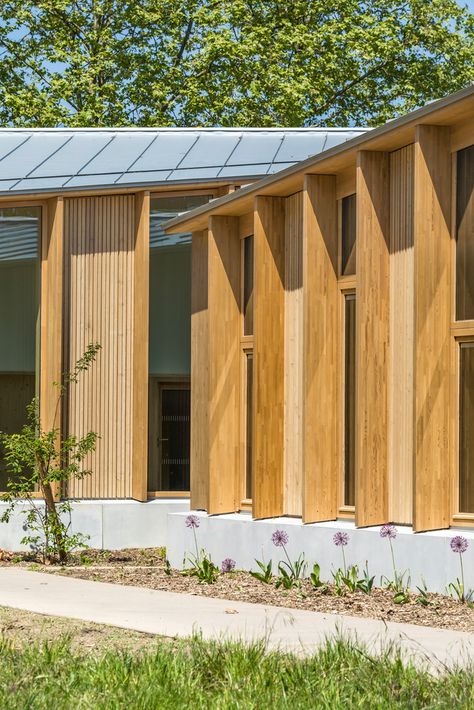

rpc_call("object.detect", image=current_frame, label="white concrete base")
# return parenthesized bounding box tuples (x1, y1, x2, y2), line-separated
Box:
(166, 511, 474, 596)
(0, 498, 190, 551)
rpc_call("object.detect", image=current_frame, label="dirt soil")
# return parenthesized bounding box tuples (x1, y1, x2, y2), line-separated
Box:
(0, 606, 167, 654)
(2, 547, 474, 634)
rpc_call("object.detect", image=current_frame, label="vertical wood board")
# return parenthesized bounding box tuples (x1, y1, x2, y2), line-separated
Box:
(413, 125, 452, 531)
(356, 151, 390, 527)
(302, 175, 340, 522)
(253, 196, 285, 519)
(284, 191, 303, 516)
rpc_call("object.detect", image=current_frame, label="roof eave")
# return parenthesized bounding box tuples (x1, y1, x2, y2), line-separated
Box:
(164, 84, 474, 234)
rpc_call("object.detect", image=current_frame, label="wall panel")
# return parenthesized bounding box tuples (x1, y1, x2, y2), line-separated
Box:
(413, 125, 451, 531)
(190, 230, 209, 510)
(356, 151, 390, 527)
(64, 196, 135, 499)
(208, 216, 241, 514)
(389, 145, 414, 524)
(253, 196, 285, 519)
(284, 191, 303, 516)
(302, 175, 339, 522)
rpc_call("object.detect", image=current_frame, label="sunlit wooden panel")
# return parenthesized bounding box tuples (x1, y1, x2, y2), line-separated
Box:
(190, 230, 209, 510)
(355, 150, 390, 527)
(413, 125, 451, 531)
(302, 175, 339, 523)
(253, 196, 285, 519)
(63, 195, 135, 499)
(388, 145, 414, 525)
(284, 191, 303, 517)
(207, 215, 241, 514)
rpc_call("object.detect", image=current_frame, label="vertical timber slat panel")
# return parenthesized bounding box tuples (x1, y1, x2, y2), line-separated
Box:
(64, 195, 135, 499)
(41, 197, 64, 497)
(413, 125, 451, 531)
(389, 145, 414, 524)
(208, 216, 240, 514)
(303, 175, 339, 522)
(190, 230, 209, 509)
(284, 191, 303, 516)
(356, 151, 390, 527)
(132, 192, 150, 501)
(253, 196, 285, 519)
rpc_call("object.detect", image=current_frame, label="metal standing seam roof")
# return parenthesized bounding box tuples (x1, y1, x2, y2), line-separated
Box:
(0, 127, 368, 195)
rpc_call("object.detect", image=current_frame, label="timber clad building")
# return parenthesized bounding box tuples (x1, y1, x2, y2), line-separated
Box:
(0, 87, 474, 582)
(164, 86, 474, 537)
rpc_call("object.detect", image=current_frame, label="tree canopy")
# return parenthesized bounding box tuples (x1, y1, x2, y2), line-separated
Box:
(0, 0, 472, 127)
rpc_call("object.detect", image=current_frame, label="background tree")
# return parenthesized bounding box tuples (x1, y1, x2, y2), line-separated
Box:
(0, 1, 472, 127)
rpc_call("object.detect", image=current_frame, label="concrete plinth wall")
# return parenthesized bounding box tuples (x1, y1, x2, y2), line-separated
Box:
(166, 511, 474, 596)
(0, 499, 190, 551)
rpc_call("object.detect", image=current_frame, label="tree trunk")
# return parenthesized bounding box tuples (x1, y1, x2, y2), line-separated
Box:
(36, 456, 67, 563)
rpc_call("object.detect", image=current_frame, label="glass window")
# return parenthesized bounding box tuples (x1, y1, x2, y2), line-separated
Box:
(341, 194, 356, 276)
(243, 235, 254, 335)
(245, 353, 253, 499)
(150, 194, 211, 249)
(456, 145, 474, 321)
(459, 342, 474, 513)
(0, 207, 41, 489)
(344, 294, 356, 506)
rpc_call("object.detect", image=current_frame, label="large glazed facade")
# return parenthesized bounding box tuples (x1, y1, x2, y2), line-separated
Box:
(165, 86, 474, 539)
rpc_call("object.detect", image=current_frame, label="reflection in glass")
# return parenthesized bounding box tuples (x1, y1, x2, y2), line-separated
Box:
(0, 207, 41, 489)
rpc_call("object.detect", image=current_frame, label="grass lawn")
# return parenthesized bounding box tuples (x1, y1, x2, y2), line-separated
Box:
(0, 610, 473, 709)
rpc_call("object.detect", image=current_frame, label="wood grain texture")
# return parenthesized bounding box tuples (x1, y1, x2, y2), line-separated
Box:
(389, 145, 414, 525)
(302, 175, 339, 522)
(207, 216, 241, 514)
(131, 191, 150, 501)
(356, 151, 390, 527)
(284, 191, 303, 517)
(253, 196, 285, 519)
(190, 230, 209, 510)
(413, 125, 452, 531)
(63, 195, 135, 499)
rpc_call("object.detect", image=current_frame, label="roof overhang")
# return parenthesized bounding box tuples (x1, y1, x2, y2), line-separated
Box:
(164, 84, 474, 234)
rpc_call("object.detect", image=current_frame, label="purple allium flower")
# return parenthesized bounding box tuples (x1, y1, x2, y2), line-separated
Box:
(333, 531, 349, 547)
(272, 530, 289, 547)
(450, 536, 469, 554)
(221, 558, 236, 573)
(380, 524, 397, 539)
(185, 514, 200, 529)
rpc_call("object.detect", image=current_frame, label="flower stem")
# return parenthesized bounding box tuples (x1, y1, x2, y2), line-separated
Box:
(283, 543, 293, 573)
(193, 527, 199, 562)
(460, 552, 465, 602)
(389, 538, 397, 585)
(342, 546, 347, 575)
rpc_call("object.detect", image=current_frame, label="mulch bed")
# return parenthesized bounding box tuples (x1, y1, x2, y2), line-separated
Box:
(2, 547, 474, 634)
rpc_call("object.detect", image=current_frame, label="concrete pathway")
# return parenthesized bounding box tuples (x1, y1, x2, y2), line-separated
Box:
(0, 568, 473, 670)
